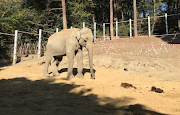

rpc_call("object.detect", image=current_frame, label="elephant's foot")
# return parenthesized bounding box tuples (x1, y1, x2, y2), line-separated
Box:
(53, 72, 59, 76)
(67, 74, 75, 79)
(91, 75, 95, 79)
(77, 73, 84, 78)
(91, 77, 95, 79)
(44, 73, 50, 77)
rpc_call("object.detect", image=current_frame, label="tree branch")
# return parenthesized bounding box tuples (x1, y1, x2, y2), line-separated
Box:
(1, 8, 10, 18)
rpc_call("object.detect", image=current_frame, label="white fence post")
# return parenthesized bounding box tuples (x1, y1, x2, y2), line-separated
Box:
(71, 26, 73, 29)
(83, 22, 85, 28)
(38, 29, 42, 58)
(13, 30, 18, 65)
(148, 16, 151, 36)
(94, 22, 96, 41)
(56, 28, 59, 33)
(129, 19, 132, 38)
(165, 13, 168, 34)
(103, 23, 105, 41)
(116, 21, 118, 38)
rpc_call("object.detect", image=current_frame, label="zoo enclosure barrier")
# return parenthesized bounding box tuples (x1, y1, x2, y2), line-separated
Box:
(0, 22, 98, 64)
(0, 29, 55, 64)
(103, 13, 180, 40)
(2, 16, 179, 64)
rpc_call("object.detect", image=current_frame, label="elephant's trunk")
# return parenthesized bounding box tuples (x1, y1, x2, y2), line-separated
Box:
(87, 41, 95, 79)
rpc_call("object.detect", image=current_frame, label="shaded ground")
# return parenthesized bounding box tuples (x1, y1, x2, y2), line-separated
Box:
(159, 34, 180, 44)
(0, 59, 12, 68)
(0, 36, 180, 115)
(0, 77, 167, 115)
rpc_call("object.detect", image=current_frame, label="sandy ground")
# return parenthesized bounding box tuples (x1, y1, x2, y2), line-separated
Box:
(0, 36, 180, 115)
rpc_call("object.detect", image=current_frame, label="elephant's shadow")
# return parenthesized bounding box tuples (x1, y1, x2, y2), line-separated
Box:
(56, 68, 96, 76)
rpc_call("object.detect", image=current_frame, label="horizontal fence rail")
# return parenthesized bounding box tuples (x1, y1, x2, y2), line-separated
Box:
(0, 32, 15, 36)
(18, 31, 39, 36)
(103, 13, 180, 39)
(0, 13, 180, 64)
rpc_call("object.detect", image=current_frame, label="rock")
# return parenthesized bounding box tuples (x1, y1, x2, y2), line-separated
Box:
(151, 86, 163, 93)
(121, 83, 136, 89)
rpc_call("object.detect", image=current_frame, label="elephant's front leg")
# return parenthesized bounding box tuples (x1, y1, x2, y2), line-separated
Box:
(76, 48, 83, 78)
(66, 50, 75, 78)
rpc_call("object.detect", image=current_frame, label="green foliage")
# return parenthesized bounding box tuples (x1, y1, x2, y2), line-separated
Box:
(0, 0, 180, 57)
(66, 0, 95, 28)
(96, 29, 103, 36)
(118, 24, 130, 36)
(137, 0, 163, 17)
(1, 8, 40, 33)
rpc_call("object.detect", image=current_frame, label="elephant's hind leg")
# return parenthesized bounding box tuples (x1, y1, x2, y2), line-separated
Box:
(53, 56, 63, 76)
(44, 55, 52, 77)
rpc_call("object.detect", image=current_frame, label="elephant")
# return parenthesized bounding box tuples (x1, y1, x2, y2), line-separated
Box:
(43, 27, 95, 79)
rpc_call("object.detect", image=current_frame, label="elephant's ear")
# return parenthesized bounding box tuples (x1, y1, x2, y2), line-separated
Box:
(80, 29, 85, 38)
(80, 28, 88, 41)
(80, 28, 85, 34)
(76, 30, 81, 41)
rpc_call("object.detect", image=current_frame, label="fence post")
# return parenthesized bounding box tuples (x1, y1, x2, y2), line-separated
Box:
(56, 28, 59, 33)
(13, 30, 18, 65)
(94, 22, 96, 42)
(116, 21, 118, 38)
(71, 26, 73, 29)
(148, 16, 151, 36)
(129, 19, 132, 38)
(83, 22, 85, 28)
(38, 29, 42, 58)
(103, 23, 105, 41)
(165, 13, 168, 34)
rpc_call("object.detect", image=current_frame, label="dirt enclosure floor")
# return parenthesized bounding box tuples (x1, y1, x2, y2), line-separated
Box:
(0, 36, 180, 115)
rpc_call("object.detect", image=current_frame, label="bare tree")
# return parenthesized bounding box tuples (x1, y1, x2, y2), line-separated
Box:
(62, 0, 67, 29)
(133, 0, 138, 37)
(110, 0, 114, 40)
(151, 0, 156, 34)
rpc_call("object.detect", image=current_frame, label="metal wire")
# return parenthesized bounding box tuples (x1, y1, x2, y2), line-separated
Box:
(41, 30, 55, 34)
(18, 31, 39, 36)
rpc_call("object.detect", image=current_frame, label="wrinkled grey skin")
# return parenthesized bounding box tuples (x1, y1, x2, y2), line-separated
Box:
(44, 28, 95, 79)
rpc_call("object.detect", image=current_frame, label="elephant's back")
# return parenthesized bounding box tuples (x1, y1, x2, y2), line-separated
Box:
(48, 28, 80, 42)
(58, 28, 80, 37)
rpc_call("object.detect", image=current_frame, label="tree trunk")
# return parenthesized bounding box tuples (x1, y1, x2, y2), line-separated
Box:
(151, 0, 156, 35)
(142, 0, 146, 18)
(93, 15, 95, 24)
(179, 21, 180, 33)
(110, 0, 114, 40)
(114, 0, 118, 21)
(133, 0, 138, 37)
(177, 0, 180, 32)
(62, 0, 67, 29)
(121, 9, 124, 21)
